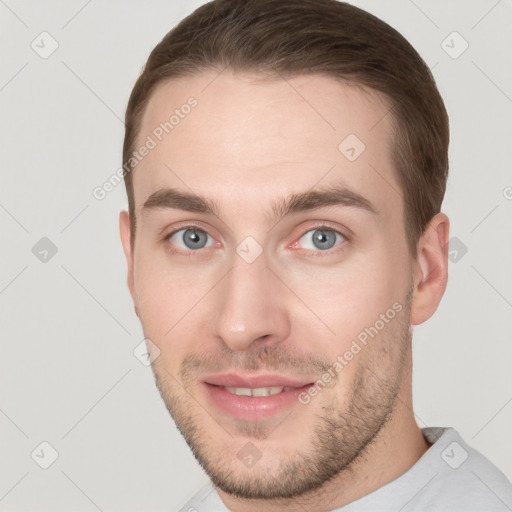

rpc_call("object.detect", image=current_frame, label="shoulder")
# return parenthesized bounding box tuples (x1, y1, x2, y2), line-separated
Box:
(407, 427, 512, 511)
(337, 426, 512, 512)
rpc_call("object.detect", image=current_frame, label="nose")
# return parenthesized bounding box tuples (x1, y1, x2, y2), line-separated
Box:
(210, 252, 290, 352)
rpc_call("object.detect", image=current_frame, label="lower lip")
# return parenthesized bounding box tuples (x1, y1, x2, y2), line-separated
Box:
(201, 382, 313, 421)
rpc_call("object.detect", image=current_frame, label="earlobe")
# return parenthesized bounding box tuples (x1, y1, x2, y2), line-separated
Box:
(410, 212, 450, 326)
(119, 210, 136, 306)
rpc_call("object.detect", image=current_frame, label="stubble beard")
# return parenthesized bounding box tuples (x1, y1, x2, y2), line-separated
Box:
(150, 293, 411, 500)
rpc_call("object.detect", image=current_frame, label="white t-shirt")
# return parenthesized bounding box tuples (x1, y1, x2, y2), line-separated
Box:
(179, 427, 512, 511)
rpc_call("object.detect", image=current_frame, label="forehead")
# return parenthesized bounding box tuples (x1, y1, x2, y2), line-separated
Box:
(133, 70, 400, 220)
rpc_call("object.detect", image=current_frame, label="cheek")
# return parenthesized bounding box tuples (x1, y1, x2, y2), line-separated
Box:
(286, 251, 404, 319)
(132, 253, 180, 339)
(132, 252, 215, 360)
(280, 248, 409, 362)
(134, 245, 195, 309)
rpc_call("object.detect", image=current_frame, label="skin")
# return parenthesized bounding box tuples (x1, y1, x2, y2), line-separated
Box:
(119, 70, 449, 511)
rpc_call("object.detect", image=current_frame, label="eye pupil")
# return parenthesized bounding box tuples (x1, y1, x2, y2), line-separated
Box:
(312, 229, 337, 250)
(183, 229, 208, 249)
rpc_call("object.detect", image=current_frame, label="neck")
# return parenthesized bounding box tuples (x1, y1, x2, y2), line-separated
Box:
(217, 346, 430, 512)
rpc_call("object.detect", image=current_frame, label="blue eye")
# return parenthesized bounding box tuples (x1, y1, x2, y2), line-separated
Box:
(298, 228, 344, 251)
(169, 228, 213, 250)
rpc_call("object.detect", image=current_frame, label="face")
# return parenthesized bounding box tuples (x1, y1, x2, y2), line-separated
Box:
(121, 70, 418, 499)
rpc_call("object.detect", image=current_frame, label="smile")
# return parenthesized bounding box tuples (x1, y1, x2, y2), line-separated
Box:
(201, 376, 315, 421)
(223, 386, 295, 396)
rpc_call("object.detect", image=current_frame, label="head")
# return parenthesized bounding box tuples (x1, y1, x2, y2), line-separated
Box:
(119, 0, 449, 504)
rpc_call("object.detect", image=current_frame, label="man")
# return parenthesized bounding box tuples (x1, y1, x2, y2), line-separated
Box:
(119, 0, 512, 510)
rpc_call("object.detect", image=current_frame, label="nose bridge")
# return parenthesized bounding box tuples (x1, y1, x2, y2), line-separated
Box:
(212, 251, 289, 351)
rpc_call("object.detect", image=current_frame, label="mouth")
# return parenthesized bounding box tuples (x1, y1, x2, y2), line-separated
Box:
(200, 373, 315, 421)
(222, 385, 297, 396)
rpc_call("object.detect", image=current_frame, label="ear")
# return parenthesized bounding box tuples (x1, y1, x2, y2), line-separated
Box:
(410, 212, 450, 326)
(119, 210, 138, 317)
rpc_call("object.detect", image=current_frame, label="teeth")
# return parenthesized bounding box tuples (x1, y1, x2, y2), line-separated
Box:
(224, 386, 285, 396)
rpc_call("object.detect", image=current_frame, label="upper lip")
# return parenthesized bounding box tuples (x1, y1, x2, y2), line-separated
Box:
(202, 373, 314, 388)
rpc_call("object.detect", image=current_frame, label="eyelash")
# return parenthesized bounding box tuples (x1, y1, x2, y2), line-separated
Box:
(163, 223, 350, 257)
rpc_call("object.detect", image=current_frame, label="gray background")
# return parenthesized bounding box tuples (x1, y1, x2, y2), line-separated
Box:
(0, 0, 511, 510)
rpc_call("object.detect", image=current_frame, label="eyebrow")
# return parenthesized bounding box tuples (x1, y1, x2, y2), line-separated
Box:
(141, 185, 378, 223)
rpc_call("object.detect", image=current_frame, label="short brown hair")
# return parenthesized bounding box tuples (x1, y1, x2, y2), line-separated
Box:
(123, 0, 449, 257)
